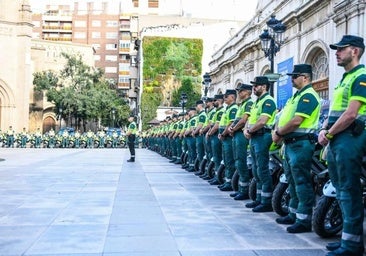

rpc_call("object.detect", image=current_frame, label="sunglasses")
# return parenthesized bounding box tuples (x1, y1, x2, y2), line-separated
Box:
(291, 74, 305, 79)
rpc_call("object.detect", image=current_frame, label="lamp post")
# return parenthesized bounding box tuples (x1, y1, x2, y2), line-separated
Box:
(59, 107, 63, 131)
(111, 108, 116, 127)
(180, 93, 188, 113)
(202, 72, 211, 98)
(259, 15, 286, 96)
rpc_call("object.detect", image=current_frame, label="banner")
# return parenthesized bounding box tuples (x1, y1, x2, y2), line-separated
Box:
(277, 57, 293, 109)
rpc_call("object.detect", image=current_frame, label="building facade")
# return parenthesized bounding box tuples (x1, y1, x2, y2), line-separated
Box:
(208, 0, 366, 107)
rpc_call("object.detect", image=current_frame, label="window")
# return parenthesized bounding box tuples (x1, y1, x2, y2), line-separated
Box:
(74, 32, 86, 39)
(105, 67, 117, 73)
(105, 55, 117, 62)
(94, 55, 101, 61)
(119, 42, 130, 49)
(92, 20, 101, 27)
(106, 44, 118, 50)
(106, 20, 118, 27)
(106, 32, 118, 39)
(119, 77, 130, 83)
(74, 20, 86, 27)
(92, 32, 101, 39)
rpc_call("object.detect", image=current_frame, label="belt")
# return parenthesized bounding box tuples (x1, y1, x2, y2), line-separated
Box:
(283, 134, 312, 145)
(252, 127, 272, 136)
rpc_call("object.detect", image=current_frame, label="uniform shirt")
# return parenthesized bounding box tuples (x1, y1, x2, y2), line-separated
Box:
(128, 121, 137, 135)
(328, 64, 366, 125)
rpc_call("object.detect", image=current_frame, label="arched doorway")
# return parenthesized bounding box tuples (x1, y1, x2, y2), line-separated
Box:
(303, 41, 329, 100)
(43, 116, 56, 133)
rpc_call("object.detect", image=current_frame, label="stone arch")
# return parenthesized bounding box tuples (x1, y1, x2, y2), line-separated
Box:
(42, 108, 57, 133)
(0, 79, 16, 129)
(302, 40, 330, 99)
(234, 79, 243, 89)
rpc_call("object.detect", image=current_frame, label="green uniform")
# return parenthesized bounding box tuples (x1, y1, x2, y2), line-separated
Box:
(247, 93, 276, 205)
(233, 98, 253, 194)
(220, 103, 238, 185)
(127, 121, 137, 160)
(326, 65, 366, 253)
(196, 110, 207, 164)
(212, 106, 225, 173)
(278, 84, 320, 227)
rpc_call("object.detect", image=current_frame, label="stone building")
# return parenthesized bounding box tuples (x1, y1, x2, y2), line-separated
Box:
(208, 0, 365, 108)
(0, 0, 94, 132)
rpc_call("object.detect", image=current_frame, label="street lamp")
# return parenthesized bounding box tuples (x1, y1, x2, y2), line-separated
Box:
(180, 93, 188, 113)
(202, 72, 212, 97)
(259, 15, 286, 96)
(111, 108, 116, 127)
(59, 107, 63, 130)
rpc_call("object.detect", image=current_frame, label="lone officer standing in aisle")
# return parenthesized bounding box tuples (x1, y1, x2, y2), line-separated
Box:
(126, 114, 137, 162)
(228, 84, 253, 200)
(208, 94, 225, 185)
(218, 89, 238, 191)
(318, 35, 366, 256)
(244, 76, 277, 212)
(272, 64, 320, 233)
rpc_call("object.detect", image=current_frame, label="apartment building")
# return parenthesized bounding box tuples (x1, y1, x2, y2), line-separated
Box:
(32, 2, 131, 91)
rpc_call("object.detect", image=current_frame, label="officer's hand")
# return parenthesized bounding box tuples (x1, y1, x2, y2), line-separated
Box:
(243, 129, 251, 139)
(272, 132, 282, 144)
(318, 130, 329, 146)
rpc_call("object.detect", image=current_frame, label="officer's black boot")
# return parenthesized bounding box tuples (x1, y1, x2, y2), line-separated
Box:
(127, 157, 135, 162)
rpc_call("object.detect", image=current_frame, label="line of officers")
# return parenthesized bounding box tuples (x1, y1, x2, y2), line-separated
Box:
(0, 127, 126, 149)
(146, 52, 366, 256)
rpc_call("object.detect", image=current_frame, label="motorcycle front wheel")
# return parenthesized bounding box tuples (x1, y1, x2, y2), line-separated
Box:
(248, 178, 257, 201)
(231, 170, 239, 192)
(312, 195, 343, 238)
(272, 182, 290, 217)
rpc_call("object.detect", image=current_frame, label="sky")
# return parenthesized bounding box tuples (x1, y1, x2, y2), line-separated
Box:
(29, 0, 259, 21)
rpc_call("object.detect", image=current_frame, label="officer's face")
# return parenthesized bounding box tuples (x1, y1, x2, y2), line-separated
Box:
(335, 46, 356, 68)
(253, 84, 264, 96)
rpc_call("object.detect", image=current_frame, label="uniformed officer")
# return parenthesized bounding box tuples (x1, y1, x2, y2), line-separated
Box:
(74, 130, 81, 148)
(184, 107, 197, 172)
(244, 76, 277, 212)
(48, 128, 55, 148)
(273, 64, 320, 233)
(20, 127, 28, 148)
(6, 126, 15, 148)
(208, 94, 225, 185)
(126, 114, 137, 162)
(228, 84, 253, 200)
(200, 97, 216, 179)
(34, 127, 42, 148)
(318, 35, 366, 256)
(218, 89, 238, 191)
(193, 100, 207, 174)
(61, 129, 69, 148)
(173, 113, 185, 164)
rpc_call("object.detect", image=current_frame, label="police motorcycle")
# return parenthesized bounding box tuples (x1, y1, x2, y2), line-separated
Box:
(0, 132, 6, 147)
(231, 149, 253, 191)
(197, 155, 216, 180)
(119, 135, 126, 148)
(80, 135, 87, 148)
(246, 143, 283, 201)
(312, 154, 366, 238)
(271, 142, 329, 216)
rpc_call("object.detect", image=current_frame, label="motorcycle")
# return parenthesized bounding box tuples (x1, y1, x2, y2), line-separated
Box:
(271, 143, 329, 216)
(248, 146, 283, 202)
(312, 156, 366, 238)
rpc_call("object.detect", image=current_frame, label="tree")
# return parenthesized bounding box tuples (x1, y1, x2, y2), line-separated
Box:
(33, 53, 130, 131)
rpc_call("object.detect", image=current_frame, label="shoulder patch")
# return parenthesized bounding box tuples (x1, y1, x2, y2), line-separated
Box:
(303, 98, 310, 103)
(265, 103, 272, 107)
(360, 82, 366, 87)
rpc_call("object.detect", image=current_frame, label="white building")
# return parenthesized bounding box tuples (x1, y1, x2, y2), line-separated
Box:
(208, 0, 365, 108)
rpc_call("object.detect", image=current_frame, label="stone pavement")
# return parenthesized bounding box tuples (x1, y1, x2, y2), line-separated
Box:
(0, 148, 340, 256)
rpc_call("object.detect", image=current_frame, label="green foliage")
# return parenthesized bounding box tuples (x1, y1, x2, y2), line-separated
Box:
(141, 92, 163, 130)
(141, 36, 203, 127)
(171, 77, 202, 109)
(33, 53, 130, 130)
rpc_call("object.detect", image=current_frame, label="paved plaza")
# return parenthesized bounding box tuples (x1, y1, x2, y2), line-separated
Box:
(0, 148, 341, 255)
